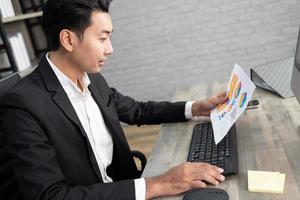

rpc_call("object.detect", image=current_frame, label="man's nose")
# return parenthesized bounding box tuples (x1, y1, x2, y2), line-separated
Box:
(104, 39, 113, 56)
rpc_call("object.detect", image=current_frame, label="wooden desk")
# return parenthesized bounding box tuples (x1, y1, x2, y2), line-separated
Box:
(142, 82, 300, 199)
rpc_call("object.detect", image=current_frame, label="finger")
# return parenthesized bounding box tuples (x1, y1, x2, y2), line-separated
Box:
(191, 161, 219, 170)
(190, 162, 210, 169)
(207, 167, 226, 182)
(217, 91, 227, 98)
(193, 172, 219, 186)
(210, 93, 227, 104)
(211, 165, 224, 174)
(216, 96, 228, 105)
(218, 92, 228, 100)
(190, 163, 225, 183)
(209, 97, 222, 107)
(221, 91, 227, 97)
(204, 164, 225, 182)
(191, 180, 207, 188)
(198, 163, 224, 174)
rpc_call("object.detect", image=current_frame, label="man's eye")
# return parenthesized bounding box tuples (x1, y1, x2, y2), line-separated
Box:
(99, 38, 107, 41)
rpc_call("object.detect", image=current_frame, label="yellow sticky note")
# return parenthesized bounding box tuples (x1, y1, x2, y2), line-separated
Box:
(248, 170, 285, 194)
(278, 173, 286, 193)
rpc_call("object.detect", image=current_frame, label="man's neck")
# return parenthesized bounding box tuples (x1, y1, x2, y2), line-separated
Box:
(48, 51, 85, 91)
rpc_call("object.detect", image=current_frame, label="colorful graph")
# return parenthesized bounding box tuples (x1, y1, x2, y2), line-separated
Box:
(228, 74, 238, 100)
(234, 82, 241, 98)
(217, 72, 248, 120)
(239, 92, 247, 108)
(211, 63, 256, 145)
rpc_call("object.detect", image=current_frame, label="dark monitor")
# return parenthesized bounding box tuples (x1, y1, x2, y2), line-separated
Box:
(291, 27, 300, 104)
(0, 73, 20, 100)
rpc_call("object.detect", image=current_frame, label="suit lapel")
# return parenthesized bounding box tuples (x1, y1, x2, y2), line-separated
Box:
(38, 56, 88, 139)
(52, 88, 87, 139)
(87, 80, 117, 135)
(87, 82, 118, 142)
(37, 56, 103, 181)
(88, 82, 105, 112)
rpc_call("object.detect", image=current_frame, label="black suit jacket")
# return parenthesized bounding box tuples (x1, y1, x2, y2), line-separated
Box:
(0, 56, 188, 200)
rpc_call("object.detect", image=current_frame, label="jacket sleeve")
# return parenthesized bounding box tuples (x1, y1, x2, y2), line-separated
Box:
(0, 94, 136, 200)
(110, 88, 189, 126)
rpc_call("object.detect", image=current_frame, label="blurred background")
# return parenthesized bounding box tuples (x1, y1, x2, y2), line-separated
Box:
(104, 0, 300, 102)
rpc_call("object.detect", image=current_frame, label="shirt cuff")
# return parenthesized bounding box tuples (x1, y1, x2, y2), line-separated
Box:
(134, 178, 146, 200)
(185, 101, 195, 119)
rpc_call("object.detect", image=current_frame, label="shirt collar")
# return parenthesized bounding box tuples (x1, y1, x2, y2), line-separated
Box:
(46, 52, 91, 97)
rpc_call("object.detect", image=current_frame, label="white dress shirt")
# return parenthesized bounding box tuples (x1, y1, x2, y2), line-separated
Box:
(46, 53, 194, 200)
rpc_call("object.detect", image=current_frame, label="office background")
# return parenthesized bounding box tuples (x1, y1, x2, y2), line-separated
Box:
(102, 0, 300, 101)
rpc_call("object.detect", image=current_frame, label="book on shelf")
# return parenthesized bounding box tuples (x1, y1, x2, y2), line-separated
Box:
(0, 0, 15, 18)
(0, 44, 14, 77)
(0, 36, 10, 70)
(8, 32, 31, 71)
(0, 1, 7, 17)
(6, 0, 15, 17)
(0, 50, 10, 69)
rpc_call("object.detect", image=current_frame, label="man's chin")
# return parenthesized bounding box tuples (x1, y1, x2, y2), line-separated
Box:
(87, 66, 102, 73)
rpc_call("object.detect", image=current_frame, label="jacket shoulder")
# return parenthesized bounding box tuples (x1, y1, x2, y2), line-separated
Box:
(1, 70, 48, 111)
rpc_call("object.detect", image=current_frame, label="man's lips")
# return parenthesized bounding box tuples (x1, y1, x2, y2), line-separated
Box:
(99, 60, 107, 66)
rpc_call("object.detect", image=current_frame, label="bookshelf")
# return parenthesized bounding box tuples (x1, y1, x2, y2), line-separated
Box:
(0, 0, 47, 78)
(0, 20, 17, 73)
(2, 11, 42, 24)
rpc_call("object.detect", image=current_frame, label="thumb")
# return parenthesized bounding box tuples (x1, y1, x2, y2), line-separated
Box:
(217, 94, 228, 104)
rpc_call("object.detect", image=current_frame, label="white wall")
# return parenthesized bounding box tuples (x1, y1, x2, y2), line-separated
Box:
(102, 0, 300, 101)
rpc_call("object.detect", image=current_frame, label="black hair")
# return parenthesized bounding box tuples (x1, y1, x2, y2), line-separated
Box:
(42, 0, 113, 50)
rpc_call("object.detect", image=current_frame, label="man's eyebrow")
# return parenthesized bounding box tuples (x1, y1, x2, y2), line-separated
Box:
(101, 29, 113, 35)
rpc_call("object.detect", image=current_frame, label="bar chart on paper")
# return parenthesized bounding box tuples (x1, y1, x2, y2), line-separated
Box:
(210, 64, 256, 144)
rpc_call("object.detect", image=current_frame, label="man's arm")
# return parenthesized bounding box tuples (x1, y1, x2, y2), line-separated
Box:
(110, 86, 228, 125)
(110, 88, 188, 125)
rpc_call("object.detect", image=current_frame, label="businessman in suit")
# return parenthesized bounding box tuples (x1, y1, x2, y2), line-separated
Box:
(0, 0, 227, 199)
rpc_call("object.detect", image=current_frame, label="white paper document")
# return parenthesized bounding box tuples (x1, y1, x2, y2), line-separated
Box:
(210, 63, 256, 144)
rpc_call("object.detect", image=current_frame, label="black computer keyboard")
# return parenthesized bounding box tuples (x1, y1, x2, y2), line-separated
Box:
(187, 122, 239, 175)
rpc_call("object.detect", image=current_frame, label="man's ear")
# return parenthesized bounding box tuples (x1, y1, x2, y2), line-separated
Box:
(59, 29, 77, 52)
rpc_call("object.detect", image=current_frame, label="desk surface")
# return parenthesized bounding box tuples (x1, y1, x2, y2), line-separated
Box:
(142, 82, 300, 200)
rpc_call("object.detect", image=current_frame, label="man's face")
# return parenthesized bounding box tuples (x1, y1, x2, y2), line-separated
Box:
(72, 11, 113, 73)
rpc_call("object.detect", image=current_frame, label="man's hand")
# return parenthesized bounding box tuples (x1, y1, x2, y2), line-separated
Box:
(192, 91, 227, 117)
(145, 162, 225, 199)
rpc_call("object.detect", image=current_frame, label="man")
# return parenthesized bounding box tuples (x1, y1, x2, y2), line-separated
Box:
(0, 0, 227, 199)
